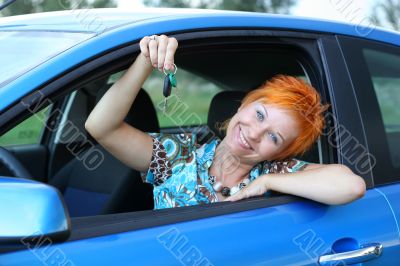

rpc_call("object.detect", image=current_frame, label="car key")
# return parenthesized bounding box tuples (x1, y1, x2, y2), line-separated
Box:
(163, 73, 172, 114)
(162, 64, 178, 114)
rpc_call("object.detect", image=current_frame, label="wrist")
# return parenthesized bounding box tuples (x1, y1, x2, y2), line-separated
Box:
(137, 52, 153, 68)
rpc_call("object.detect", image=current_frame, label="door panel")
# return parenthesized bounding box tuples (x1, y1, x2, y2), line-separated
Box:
(376, 183, 400, 234)
(1, 189, 398, 265)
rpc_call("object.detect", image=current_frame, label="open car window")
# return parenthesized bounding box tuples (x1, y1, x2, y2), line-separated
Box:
(143, 68, 222, 129)
(1, 33, 329, 225)
(108, 68, 223, 129)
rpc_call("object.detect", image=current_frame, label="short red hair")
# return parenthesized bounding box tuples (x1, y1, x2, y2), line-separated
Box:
(240, 75, 329, 161)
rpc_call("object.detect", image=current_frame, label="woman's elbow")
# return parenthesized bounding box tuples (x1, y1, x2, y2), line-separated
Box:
(84, 119, 95, 135)
(344, 171, 367, 203)
(329, 175, 366, 205)
(340, 164, 366, 198)
(334, 164, 367, 203)
(85, 119, 103, 140)
(351, 174, 367, 200)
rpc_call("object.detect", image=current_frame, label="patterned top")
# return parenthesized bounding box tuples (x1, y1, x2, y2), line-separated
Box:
(141, 133, 309, 210)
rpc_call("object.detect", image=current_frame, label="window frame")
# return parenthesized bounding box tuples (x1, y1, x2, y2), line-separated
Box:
(0, 29, 334, 245)
(337, 35, 400, 185)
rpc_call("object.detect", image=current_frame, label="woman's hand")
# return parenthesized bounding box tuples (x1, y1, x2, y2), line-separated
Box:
(139, 35, 178, 71)
(224, 176, 269, 202)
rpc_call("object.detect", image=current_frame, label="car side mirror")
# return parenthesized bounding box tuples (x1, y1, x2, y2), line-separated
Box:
(0, 176, 70, 246)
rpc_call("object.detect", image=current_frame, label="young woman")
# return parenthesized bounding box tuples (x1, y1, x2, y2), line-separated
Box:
(85, 35, 366, 210)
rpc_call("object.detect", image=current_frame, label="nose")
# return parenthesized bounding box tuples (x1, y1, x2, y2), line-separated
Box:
(247, 123, 264, 142)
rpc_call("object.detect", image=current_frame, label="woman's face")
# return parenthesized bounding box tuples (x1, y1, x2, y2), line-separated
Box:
(223, 101, 300, 164)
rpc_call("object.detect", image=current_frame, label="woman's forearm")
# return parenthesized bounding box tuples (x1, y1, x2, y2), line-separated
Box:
(85, 53, 153, 139)
(264, 164, 366, 205)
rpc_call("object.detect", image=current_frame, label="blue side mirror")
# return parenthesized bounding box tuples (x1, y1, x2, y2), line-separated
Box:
(0, 176, 70, 245)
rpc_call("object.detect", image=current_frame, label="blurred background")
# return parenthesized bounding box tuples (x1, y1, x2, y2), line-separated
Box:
(0, 0, 399, 31)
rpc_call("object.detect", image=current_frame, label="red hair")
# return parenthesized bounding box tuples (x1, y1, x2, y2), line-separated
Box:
(240, 75, 329, 161)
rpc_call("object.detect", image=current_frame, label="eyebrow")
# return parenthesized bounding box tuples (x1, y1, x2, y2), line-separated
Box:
(277, 132, 285, 143)
(261, 104, 269, 119)
(261, 104, 285, 143)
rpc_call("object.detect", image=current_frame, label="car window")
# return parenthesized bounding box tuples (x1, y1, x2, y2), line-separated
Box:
(338, 36, 400, 184)
(108, 68, 223, 129)
(143, 68, 222, 128)
(0, 106, 50, 146)
(363, 49, 400, 169)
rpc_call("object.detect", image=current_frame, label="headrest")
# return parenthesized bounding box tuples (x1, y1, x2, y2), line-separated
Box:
(207, 90, 246, 139)
(96, 86, 159, 132)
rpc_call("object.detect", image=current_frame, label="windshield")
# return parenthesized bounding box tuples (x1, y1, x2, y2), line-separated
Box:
(0, 31, 93, 87)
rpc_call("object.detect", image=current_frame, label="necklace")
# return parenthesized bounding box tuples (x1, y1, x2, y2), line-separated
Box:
(208, 175, 250, 197)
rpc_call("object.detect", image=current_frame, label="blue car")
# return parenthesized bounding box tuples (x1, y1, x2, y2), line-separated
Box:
(0, 8, 399, 265)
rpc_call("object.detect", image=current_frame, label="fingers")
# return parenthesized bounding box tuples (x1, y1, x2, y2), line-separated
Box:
(224, 181, 268, 202)
(139, 35, 178, 71)
(157, 35, 168, 70)
(139, 36, 150, 58)
(148, 37, 158, 68)
(224, 191, 246, 202)
(164, 37, 178, 70)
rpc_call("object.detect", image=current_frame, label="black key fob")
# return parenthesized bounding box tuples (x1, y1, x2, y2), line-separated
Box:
(163, 74, 172, 98)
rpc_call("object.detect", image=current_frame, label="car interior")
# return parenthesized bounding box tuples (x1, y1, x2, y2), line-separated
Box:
(0, 42, 326, 218)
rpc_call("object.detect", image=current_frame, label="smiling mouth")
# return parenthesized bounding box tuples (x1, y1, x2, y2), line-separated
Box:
(238, 126, 252, 150)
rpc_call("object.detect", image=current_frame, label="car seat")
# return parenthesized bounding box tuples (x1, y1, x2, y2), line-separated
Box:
(50, 88, 156, 217)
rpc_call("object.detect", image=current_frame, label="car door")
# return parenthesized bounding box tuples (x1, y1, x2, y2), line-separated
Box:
(0, 191, 397, 266)
(338, 35, 400, 250)
(1, 25, 399, 265)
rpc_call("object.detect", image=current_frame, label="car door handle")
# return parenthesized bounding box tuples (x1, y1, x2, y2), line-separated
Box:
(318, 243, 383, 265)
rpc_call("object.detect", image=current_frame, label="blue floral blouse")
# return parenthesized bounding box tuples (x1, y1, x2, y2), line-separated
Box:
(141, 133, 309, 210)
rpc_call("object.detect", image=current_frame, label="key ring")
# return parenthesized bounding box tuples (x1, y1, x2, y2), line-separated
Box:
(163, 63, 178, 75)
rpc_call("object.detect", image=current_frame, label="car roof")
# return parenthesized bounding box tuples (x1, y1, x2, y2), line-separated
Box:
(0, 8, 234, 33)
(0, 8, 399, 46)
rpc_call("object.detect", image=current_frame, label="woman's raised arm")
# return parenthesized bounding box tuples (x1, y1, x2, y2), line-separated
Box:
(85, 35, 178, 172)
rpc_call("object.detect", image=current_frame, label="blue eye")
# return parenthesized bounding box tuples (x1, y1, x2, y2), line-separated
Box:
(256, 110, 264, 121)
(268, 132, 278, 144)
